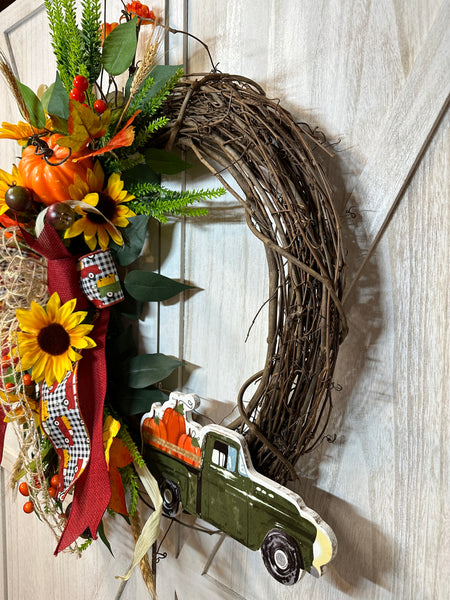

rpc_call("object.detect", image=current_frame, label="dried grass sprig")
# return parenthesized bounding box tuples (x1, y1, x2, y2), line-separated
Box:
(0, 50, 30, 122)
(115, 24, 165, 133)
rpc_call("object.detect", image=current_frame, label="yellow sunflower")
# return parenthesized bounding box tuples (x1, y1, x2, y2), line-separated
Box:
(16, 292, 96, 387)
(0, 164, 23, 218)
(0, 119, 52, 145)
(64, 161, 135, 251)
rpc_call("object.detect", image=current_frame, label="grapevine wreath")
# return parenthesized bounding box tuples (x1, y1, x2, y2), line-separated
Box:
(0, 0, 347, 595)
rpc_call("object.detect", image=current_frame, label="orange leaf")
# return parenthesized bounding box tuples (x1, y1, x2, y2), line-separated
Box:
(58, 100, 111, 153)
(107, 437, 133, 515)
(73, 111, 140, 161)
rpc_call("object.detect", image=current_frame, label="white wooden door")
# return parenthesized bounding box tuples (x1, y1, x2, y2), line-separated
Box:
(1, 1, 449, 599)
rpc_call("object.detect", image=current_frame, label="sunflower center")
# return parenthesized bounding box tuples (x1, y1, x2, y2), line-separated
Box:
(37, 324, 71, 356)
(88, 193, 116, 223)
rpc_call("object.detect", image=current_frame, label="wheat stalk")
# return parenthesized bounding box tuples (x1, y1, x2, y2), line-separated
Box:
(114, 25, 165, 134)
(0, 50, 30, 122)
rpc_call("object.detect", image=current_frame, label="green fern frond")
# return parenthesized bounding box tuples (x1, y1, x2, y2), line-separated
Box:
(118, 423, 145, 468)
(78, 538, 93, 552)
(117, 152, 145, 172)
(45, 0, 71, 91)
(61, 0, 85, 79)
(120, 464, 140, 517)
(128, 76, 155, 114)
(132, 116, 169, 151)
(127, 67, 183, 123)
(45, 0, 86, 91)
(80, 0, 102, 83)
(129, 184, 225, 222)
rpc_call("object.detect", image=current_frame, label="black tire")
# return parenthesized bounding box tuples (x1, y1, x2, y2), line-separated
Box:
(260, 529, 303, 585)
(159, 479, 181, 517)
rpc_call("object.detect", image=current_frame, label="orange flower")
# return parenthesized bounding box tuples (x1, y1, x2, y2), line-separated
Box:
(101, 22, 118, 44)
(126, 2, 156, 23)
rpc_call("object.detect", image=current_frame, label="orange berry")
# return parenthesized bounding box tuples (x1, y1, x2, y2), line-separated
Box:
(19, 481, 29, 496)
(50, 474, 59, 488)
(47, 486, 57, 498)
(22, 373, 32, 386)
(5, 382, 14, 390)
(23, 501, 34, 514)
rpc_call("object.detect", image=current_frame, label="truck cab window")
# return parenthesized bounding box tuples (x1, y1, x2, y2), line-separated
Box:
(238, 451, 248, 477)
(212, 440, 237, 472)
(212, 440, 228, 468)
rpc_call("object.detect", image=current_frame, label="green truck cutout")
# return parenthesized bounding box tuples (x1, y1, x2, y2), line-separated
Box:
(141, 392, 337, 585)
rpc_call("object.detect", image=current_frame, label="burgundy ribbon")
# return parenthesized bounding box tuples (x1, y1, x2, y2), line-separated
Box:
(0, 408, 6, 464)
(22, 223, 111, 553)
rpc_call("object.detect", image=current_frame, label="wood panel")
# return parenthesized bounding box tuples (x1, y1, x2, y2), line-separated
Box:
(0, 0, 448, 599)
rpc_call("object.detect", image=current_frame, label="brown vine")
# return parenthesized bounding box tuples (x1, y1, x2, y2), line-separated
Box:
(161, 73, 347, 485)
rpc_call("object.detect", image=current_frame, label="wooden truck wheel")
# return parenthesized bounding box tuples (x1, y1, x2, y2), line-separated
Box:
(159, 479, 181, 517)
(260, 529, 303, 585)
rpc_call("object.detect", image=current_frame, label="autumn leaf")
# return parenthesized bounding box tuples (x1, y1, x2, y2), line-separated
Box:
(57, 100, 111, 152)
(107, 437, 133, 516)
(73, 111, 140, 161)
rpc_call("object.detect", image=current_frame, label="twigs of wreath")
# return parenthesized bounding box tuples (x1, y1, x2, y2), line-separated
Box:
(161, 73, 348, 485)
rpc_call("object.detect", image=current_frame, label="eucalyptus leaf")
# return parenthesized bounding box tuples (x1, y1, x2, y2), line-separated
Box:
(97, 519, 114, 556)
(129, 353, 183, 388)
(16, 80, 46, 128)
(123, 163, 160, 186)
(47, 73, 70, 120)
(117, 290, 142, 321)
(110, 215, 150, 266)
(40, 83, 54, 113)
(145, 148, 192, 175)
(121, 388, 169, 415)
(143, 64, 182, 99)
(124, 271, 194, 302)
(102, 19, 137, 76)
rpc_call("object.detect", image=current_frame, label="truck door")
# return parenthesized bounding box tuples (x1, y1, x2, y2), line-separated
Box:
(201, 436, 249, 545)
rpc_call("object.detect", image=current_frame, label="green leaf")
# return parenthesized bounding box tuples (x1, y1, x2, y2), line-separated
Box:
(123, 163, 160, 186)
(16, 81, 46, 128)
(107, 324, 138, 364)
(120, 388, 169, 415)
(97, 519, 114, 556)
(102, 19, 137, 76)
(145, 148, 191, 175)
(117, 290, 142, 321)
(40, 83, 54, 113)
(129, 353, 183, 388)
(47, 73, 70, 120)
(143, 65, 182, 99)
(124, 271, 193, 302)
(110, 215, 150, 266)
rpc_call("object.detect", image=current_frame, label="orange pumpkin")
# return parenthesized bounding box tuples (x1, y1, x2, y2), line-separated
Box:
(142, 416, 168, 451)
(163, 405, 186, 447)
(177, 433, 201, 467)
(18, 134, 93, 206)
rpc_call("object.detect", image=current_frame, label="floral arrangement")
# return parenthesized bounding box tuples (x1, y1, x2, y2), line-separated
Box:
(0, 0, 223, 592)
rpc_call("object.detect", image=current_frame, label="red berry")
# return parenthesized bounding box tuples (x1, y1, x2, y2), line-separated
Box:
(70, 88, 85, 103)
(19, 482, 29, 496)
(23, 373, 32, 386)
(50, 474, 59, 489)
(23, 501, 34, 514)
(94, 99, 108, 114)
(73, 75, 89, 92)
(47, 486, 57, 498)
(5, 382, 14, 390)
